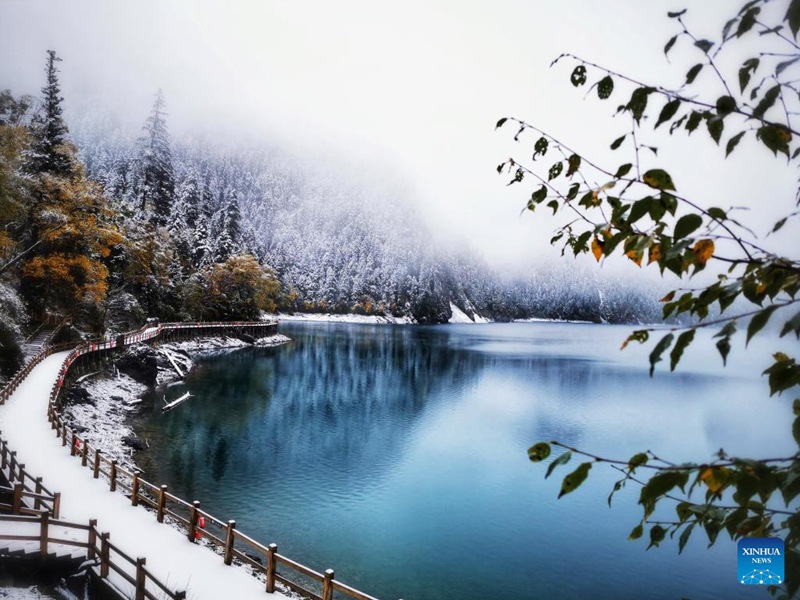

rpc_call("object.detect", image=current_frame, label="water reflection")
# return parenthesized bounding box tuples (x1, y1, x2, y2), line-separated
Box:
(131, 322, 793, 600)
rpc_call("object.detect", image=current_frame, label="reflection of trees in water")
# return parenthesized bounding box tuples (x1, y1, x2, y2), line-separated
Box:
(133, 324, 487, 499)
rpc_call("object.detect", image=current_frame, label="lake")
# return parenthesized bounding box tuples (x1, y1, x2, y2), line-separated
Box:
(131, 321, 795, 600)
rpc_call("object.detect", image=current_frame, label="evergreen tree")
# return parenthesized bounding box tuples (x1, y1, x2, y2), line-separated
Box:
(28, 50, 73, 177)
(137, 90, 174, 226)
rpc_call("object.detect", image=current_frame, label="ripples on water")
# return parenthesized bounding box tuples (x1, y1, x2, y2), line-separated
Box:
(131, 322, 794, 600)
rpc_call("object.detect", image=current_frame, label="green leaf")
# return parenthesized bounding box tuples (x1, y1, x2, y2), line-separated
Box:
(667, 9, 686, 18)
(610, 134, 626, 150)
(649, 333, 674, 376)
(685, 111, 703, 133)
(737, 7, 760, 37)
(706, 116, 724, 145)
(694, 39, 714, 53)
(614, 163, 633, 178)
(757, 124, 792, 156)
(716, 336, 732, 366)
(545, 451, 572, 479)
(738, 58, 759, 92)
(626, 87, 654, 124)
(548, 161, 563, 180)
(753, 84, 781, 120)
(707, 207, 727, 220)
(566, 182, 580, 200)
(725, 131, 745, 157)
(777, 55, 800, 76)
(715, 95, 737, 117)
(628, 197, 653, 224)
(547, 200, 559, 215)
(655, 99, 681, 129)
(669, 329, 696, 371)
(597, 76, 614, 100)
(664, 35, 678, 56)
(674, 214, 703, 240)
(566, 154, 581, 178)
(746, 305, 779, 346)
(571, 65, 587, 86)
(495, 117, 508, 130)
(629, 523, 644, 540)
(528, 442, 551, 462)
(558, 462, 592, 498)
(787, 0, 800, 38)
(648, 524, 666, 549)
(531, 185, 547, 204)
(780, 311, 800, 339)
(686, 63, 703, 84)
(533, 136, 549, 159)
(678, 523, 695, 554)
(628, 452, 649, 471)
(643, 169, 676, 191)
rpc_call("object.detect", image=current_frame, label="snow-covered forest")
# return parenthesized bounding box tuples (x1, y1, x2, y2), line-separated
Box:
(0, 51, 664, 384)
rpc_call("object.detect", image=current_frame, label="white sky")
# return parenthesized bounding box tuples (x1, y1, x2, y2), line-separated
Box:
(0, 0, 795, 271)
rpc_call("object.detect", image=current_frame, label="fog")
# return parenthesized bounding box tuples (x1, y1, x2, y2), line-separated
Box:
(0, 0, 795, 274)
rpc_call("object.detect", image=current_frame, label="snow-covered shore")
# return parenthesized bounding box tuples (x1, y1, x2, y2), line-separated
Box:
(61, 334, 291, 470)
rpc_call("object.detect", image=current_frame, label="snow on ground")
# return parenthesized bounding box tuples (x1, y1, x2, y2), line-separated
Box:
(275, 312, 414, 325)
(0, 351, 291, 600)
(60, 334, 292, 470)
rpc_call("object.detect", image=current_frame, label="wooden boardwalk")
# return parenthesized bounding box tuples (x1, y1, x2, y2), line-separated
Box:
(1, 350, 287, 600)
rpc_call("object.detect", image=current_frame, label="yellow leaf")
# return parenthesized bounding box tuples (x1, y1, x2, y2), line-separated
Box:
(591, 237, 604, 261)
(700, 467, 730, 496)
(692, 239, 715, 266)
(626, 249, 643, 267)
(660, 290, 675, 302)
(648, 244, 662, 265)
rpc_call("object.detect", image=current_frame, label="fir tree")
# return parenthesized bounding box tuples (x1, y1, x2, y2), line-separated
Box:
(28, 50, 72, 177)
(137, 90, 174, 226)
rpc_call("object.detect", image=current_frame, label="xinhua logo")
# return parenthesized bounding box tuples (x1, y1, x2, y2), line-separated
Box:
(738, 538, 784, 585)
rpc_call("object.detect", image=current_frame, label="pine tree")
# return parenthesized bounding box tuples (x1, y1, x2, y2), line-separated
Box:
(28, 50, 73, 177)
(137, 90, 174, 226)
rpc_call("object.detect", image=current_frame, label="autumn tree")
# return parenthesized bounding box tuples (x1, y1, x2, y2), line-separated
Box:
(497, 1, 800, 598)
(183, 254, 281, 321)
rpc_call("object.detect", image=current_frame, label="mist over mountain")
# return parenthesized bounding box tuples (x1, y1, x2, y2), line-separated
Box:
(70, 102, 665, 326)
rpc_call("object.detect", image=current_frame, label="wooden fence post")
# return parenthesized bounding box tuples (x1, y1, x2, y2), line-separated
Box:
(175, 591, 186, 600)
(34, 477, 42, 511)
(157, 485, 168, 523)
(188, 500, 200, 543)
(81, 440, 89, 467)
(52, 492, 60, 519)
(1, 444, 7, 469)
(135, 557, 146, 600)
(224, 520, 236, 565)
(61, 423, 67, 446)
(266, 543, 277, 593)
(87, 519, 97, 560)
(131, 471, 140, 506)
(18, 464, 26, 487)
(71, 432, 78, 456)
(100, 532, 110, 578)
(9, 451, 16, 480)
(12, 483, 22, 514)
(93, 449, 102, 478)
(109, 460, 118, 492)
(322, 569, 335, 600)
(39, 511, 49, 556)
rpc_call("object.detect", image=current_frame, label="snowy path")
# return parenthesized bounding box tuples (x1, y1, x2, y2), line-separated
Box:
(0, 351, 290, 600)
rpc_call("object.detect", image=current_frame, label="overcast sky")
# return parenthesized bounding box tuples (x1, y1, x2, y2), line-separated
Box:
(0, 0, 795, 273)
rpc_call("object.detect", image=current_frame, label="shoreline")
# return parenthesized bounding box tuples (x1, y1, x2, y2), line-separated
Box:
(61, 333, 291, 471)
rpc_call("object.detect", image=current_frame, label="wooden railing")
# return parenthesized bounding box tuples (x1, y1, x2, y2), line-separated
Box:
(0, 513, 186, 600)
(2, 319, 383, 600)
(0, 434, 60, 518)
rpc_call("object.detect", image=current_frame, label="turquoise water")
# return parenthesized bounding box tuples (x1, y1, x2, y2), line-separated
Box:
(131, 321, 795, 600)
